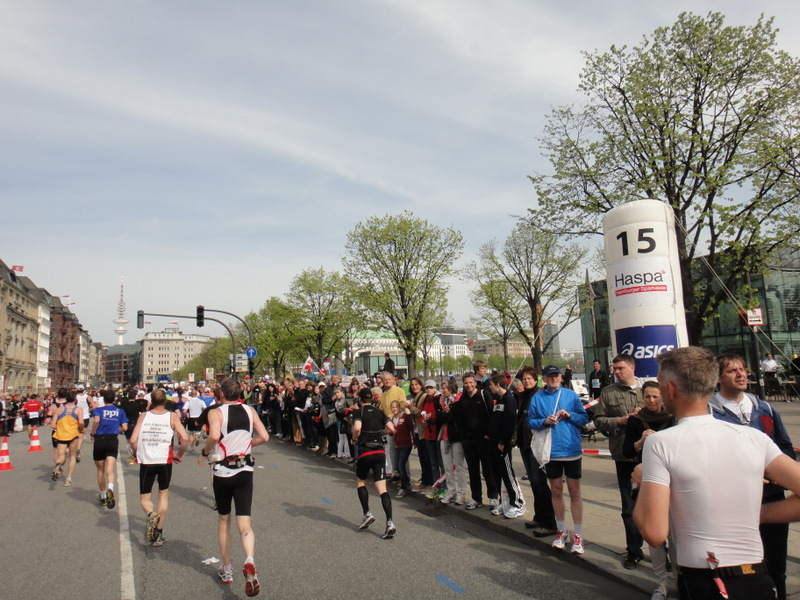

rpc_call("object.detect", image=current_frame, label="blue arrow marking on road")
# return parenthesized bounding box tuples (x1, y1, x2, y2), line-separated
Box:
(435, 575, 465, 594)
(271, 464, 278, 469)
(321, 497, 332, 504)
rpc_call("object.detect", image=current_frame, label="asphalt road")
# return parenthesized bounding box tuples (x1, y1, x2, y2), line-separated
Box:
(0, 432, 644, 600)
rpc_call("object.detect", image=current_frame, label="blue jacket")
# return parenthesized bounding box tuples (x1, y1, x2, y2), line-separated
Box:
(709, 392, 795, 500)
(528, 386, 589, 459)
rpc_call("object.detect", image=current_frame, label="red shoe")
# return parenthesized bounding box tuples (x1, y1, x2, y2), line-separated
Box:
(243, 561, 260, 597)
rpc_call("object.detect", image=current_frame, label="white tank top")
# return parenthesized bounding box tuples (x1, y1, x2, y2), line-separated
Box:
(214, 404, 254, 478)
(136, 411, 174, 464)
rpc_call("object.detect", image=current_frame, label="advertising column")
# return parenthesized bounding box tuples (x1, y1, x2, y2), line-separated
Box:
(603, 199, 689, 377)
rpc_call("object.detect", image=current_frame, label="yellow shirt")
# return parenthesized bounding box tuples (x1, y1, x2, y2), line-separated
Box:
(379, 385, 407, 418)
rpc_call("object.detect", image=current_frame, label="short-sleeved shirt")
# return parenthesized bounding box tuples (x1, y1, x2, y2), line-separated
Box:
(95, 404, 129, 436)
(353, 404, 389, 450)
(642, 413, 782, 568)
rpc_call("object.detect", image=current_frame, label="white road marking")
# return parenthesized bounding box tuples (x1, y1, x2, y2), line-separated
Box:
(117, 460, 136, 600)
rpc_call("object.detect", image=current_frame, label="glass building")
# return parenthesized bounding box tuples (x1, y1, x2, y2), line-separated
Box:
(580, 249, 800, 375)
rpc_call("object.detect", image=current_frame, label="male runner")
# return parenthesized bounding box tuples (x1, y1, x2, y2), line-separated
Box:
(199, 378, 269, 596)
(183, 389, 206, 453)
(352, 387, 397, 539)
(50, 390, 84, 486)
(91, 390, 128, 508)
(130, 389, 188, 547)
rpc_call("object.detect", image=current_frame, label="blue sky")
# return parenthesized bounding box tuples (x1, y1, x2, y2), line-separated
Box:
(2, 1, 798, 349)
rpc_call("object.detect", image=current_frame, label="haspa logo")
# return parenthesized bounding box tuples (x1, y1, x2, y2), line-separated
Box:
(614, 270, 666, 287)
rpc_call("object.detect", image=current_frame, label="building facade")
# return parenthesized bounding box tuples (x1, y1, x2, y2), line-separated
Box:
(140, 327, 212, 384)
(0, 263, 38, 394)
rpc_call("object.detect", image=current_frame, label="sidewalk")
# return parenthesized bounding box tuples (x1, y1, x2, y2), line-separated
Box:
(289, 399, 800, 598)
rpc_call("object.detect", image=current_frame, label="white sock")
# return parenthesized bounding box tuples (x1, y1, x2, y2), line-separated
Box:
(574, 524, 582, 536)
(245, 555, 255, 565)
(557, 520, 566, 532)
(107, 483, 114, 492)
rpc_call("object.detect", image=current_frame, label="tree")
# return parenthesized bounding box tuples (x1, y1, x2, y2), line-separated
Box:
(472, 219, 588, 372)
(531, 12, 800, 344)
(244, 297, 303, 380)
(469, 278, 526, 372)
(283, 268, 357, 368)
(343, 211, 464, 379)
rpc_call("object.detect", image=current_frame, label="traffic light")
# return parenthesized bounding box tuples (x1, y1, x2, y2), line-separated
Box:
(137, 310, 144, 328)
(248, 357, 255, 380)
(196, 305, 204, 327)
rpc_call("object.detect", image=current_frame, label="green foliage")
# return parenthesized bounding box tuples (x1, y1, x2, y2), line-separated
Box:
(343, 211, 464, 378)
(532, 12, 800, 343)
(243, 297, 305, 380)
(283, 267, 360, 367)
(173, 338, 233, 382)
(471, 219, 587, 372)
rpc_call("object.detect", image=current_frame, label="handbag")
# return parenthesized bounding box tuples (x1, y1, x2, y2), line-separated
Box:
(530, 390, 561, 469)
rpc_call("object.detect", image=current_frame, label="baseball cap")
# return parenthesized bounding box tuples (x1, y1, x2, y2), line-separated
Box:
(542, 365, 561, 376)
(424, 380, 437, 389)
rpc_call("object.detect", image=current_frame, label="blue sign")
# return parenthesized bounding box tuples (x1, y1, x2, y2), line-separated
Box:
(614, 324, 677, 378)
(245, 347, 257, 359)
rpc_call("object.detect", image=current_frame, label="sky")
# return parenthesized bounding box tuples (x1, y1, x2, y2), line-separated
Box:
(2, 1, 798, 351)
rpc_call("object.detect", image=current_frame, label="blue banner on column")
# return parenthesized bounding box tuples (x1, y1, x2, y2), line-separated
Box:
(614, 324, 678, 378)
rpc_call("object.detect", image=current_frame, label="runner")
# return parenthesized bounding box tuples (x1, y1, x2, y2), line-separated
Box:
(121, 390, 149, 463)
(130, 388, 189, 547)
(22, 394, 43, 438)
(91, 390, 128, 509)
(183, 389, 206, 453)
(199, 378, 269, 595)
(351, 387, 397, 539)
(74, 386, 91, 463)
(50, 390, 84, 486)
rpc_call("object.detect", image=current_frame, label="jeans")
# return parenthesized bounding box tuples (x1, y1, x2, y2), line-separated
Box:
(519, 445, 556, 529)
(615, 460, 644, 559)
(425, 438, 446, 490)
(394, 446, 412, 490)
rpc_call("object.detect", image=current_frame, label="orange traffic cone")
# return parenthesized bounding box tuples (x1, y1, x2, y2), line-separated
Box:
(27, 426, 43, 452)
(0, 436, 14, 471)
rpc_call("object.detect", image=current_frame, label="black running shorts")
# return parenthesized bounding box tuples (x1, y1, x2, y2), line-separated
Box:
(355, 449, 386, 482)
(213, 470, 254, 517)
(139, 463, 173, 495)
(92, 434, 119, 462)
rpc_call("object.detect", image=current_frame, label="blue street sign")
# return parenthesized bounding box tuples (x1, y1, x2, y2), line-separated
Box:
(245, 347, 257, 358)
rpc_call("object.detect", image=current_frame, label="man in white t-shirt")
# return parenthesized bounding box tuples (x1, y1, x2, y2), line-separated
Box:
(634, 346, 800, 599)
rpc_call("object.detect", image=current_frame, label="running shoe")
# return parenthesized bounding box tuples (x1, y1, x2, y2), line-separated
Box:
(395, 488, 407, 499)
(217, 563, 234, 584)
(454, 495, 466, 506)
(152, 532, 164, 547)
(381, 520, 397, 539)
(357, 512, 376, 530)
(51, 465, 62, 481)
(440, 491, 456, 504)
(552, 530, 567, 550)
(147, 512, 160, 543)
(491, 503, 504, 516)
(64, 478, 73, 487)
(465, 499, 482, 510)
(571, 533, 585, 555)
(106, 489, 116, 510)
(75, 449, 81, 463)
(98, 493, 108, 506)
(426, 487, 441, 499)
(488, 498, 499, 510)
(651, 585, 667, 600)
(128, 452, 136, 464)
(243, 561, 260, 597)
(503, 506, 525, 519)
(411, 482, 426, 492)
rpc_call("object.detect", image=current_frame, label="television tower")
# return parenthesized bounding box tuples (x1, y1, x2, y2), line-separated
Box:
(113, 276, 129, 345)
